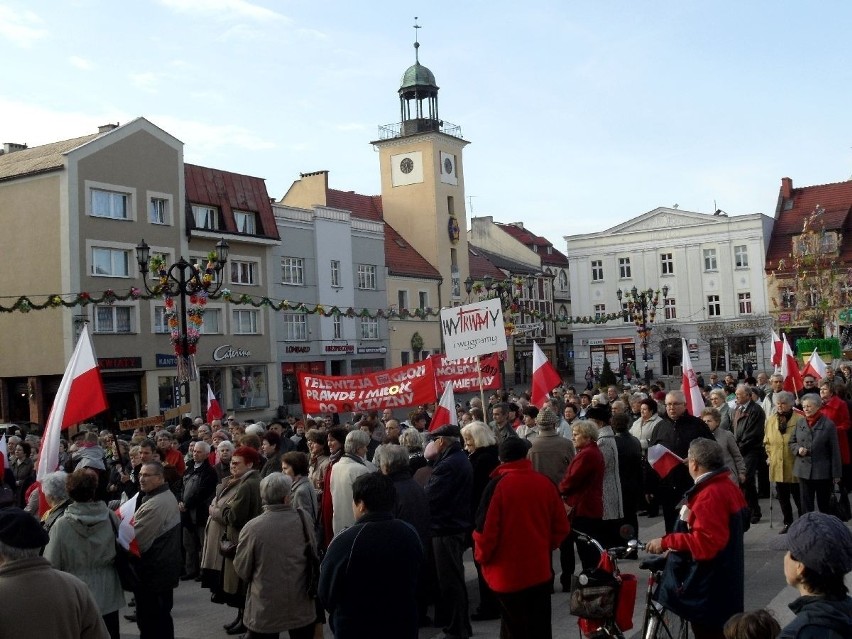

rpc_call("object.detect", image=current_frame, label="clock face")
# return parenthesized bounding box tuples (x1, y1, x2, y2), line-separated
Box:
(400, 158, 414, 174)
(444, 157, 453, 174)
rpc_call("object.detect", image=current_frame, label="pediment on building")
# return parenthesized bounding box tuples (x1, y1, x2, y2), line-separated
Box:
(605, 207, 716, 235)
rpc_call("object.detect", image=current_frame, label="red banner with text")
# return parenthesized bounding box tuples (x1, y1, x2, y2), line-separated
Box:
(430, 353, 502, 394)
(298, 358, 437, 414)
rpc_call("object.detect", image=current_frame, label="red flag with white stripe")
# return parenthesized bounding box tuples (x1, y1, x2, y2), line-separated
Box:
(648, 444, 685, 479)
(206, 384, 223, 421)
(801, 349, 827, 381)
(429, 382, 458, 432)
(771, 330, 783, 369)
(680, 339, 703, 416)
(781, 333, 804, 395)
(531, 341, 561, 408)
(116, 492, 141, 557)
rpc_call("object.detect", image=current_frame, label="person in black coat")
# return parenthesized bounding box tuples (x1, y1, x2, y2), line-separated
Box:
(612, 412, 643, 540)
(178, 442, 218, 580)
(732, 384, 767, 523)
(319, 473, 422, 639)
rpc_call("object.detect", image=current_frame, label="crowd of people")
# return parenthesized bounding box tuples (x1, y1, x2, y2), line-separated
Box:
(1, 365, 851, 638)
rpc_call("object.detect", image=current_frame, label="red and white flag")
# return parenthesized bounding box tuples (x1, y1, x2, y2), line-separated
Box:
(771, 330, 783, 370)
(37, 326, 108, 482)
(0, 433, 6, 478)
(530, 341, 561, 408)
(801, 349, 827, 381)
(781, 333, 804, 395)
(206, 384, 223, 421)
(429, 381, 458, 432)
(647, 443, 685, 479)
(680, 339, 703, 417)
(116, 492, 141, 557)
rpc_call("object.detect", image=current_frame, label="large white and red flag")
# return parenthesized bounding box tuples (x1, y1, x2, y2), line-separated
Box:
(116, 492, 141, 557)
(781, 334, 804, 395)
(680, 339, 703, 417)
(206, 384, 223, 421)
(531, 341, 562, 408)
(429, 381, 458, 432)
(647, 443, 685, 479)
(37, 326, 108, 482)
(800, 349, 827, 381)
(771, 330, 783, 370)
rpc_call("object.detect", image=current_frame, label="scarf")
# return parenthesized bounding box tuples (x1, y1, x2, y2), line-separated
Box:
(777, 410, 793, 435)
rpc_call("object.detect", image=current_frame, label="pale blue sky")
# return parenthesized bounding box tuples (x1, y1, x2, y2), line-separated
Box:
(2, 0, 851, 247)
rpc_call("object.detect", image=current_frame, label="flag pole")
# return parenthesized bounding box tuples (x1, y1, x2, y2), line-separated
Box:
(477, 355, 486, 411)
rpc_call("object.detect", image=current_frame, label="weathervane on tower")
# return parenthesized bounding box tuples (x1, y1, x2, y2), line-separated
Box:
(413, 16, 421, 61)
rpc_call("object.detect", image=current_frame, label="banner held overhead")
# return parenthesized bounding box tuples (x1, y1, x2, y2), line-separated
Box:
(440, 298, 507, 360)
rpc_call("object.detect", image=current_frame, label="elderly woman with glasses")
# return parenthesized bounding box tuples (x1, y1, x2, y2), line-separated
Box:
(763, 391, 802, 533)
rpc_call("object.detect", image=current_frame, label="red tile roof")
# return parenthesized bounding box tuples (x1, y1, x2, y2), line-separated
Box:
(326, 189, 441, 280)
(495, 221, 569, 266)
(185, 164, 279, 240)
(766, 178, 852, 271)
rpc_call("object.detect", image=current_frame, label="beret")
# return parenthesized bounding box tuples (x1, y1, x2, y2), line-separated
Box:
(0, 507, 49, 549)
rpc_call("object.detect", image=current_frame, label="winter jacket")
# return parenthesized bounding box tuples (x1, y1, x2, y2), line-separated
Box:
(764, 412, 802, 483)
(714, 427, 746, 481)
(425, 441, 473, 536)
(597, 426, 623, 520)
(732, 401, 767, 459)
(181, 459, 217, 527)
(779, 594, 852, 639)
(790, 414, 842, 481)
(44, 501, 125, 615)
(331, 454, 374, 535)
(468, 444, 500, 518)
(291, 475, 318, 526)
(134, 483, 182, 593)
(558, 442, 604, 519)
(473, 459, 570, 593)
(388, 469, 430, 547)
(820, 396, 851, 464)
(647, 414, 714, 495)
(528, 430, 574, 486)
(221, 470, 262, 594)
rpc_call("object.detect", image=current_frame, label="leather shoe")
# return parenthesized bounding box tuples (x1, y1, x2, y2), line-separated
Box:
(779, 524, 789, 534)
(224, 616, 242, 631)
(180, 572, 198, 581)
(226, 622, 247, 635)
(123, 613, 137, 622)
(750, 515, 761, 525)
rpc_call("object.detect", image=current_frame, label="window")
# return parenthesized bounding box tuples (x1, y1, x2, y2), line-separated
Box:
(190, 255, 219, 285)
(233, 309, 259, 334)
(401, 351, 410, 365)
(234, 210, 257, 234)
(734, 245, 749, 268)
(231, 365, 268, 410)
(92, 189, 129, 219)
(281, 257, 304, 285)
(618, 257, 631, 279)
(664, 298, 677, 320)
(781, 287, 796, 309)
(707, 295, 721, 317)
(418, 291, 428, 310)
(94, 306, 132, 333)
(201, 308, 221, 334)
(154, 306, 169, 333)
(738, 292, 752, 315)
(360, 317, 379, 340)
(532, 244, 539, 253)
(192, 205, 218, 230)
(703, 248, 717, 271)
(230, 260, 257, 285)
(357, 264, 376, 290)
(330, 260, 341, 287)
(622, 303, 631, 323)
(281, 313, 307, 340)
(398, 290, 408, 310)
(447, 196, 454, 216)
(806, 287, 819, 308)
(660, 253, 674, 275)
(92, 247, 130, 277)
(149, 197, 168, 224)
(594, 304, 606, 320)
(333, 316, 342, 339)
(558, 270, 568, 289)
(591, 260, 603, 281)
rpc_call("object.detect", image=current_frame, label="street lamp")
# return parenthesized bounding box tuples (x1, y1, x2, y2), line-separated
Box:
(464, 276, 474, 298)
(136, 238, 229, 384)
(616, 285, 669, 365)
(483, 276, 519, 389)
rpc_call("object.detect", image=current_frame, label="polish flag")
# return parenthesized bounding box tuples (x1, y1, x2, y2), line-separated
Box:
(771, 330, 783, 369)
(116, 492, 141, 557)
(781, 334, 804, 395)
(801, 349, 827, 381)
(647, 444, 685, 479)
(0, 433, 6, 478)
(206, 384, 223, 421)
(530, 342, 562, 408)
(680, 339, 704, 417)
(37, 326, 108, 482)
(429, 382, 458, 432)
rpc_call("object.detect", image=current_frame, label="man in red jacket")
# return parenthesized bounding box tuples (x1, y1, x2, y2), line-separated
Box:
(473, 437, 571, 639)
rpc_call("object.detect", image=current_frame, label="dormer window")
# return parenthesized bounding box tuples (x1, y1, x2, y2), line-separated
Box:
(234, 210, 257, 234)
(192, 205, 218, 230)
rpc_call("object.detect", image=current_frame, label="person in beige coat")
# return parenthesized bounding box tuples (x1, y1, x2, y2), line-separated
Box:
(763, 390, 802, 533)
(234, 472, 317, 639)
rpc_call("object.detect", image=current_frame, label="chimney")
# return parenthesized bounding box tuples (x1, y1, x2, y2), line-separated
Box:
(780, 177, 793, 199)
(98, 123, 119, 134)
(1, 142, 28, 155)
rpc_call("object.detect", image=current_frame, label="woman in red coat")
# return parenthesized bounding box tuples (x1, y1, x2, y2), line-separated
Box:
(558, 420, 605, 573)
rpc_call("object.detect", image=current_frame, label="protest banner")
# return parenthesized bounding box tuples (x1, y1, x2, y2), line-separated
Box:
(440, 298, 508, 360)
(430, 353, 502, 394)
(298, 358, 437, 414)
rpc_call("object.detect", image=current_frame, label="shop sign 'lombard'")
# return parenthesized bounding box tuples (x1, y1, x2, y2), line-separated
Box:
(213, 345, 252, 361)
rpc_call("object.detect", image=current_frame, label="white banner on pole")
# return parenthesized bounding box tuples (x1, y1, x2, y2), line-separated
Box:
(440, 298, 508, 360)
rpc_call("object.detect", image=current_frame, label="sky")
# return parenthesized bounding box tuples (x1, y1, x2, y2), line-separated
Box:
(3, 1, 852, 248)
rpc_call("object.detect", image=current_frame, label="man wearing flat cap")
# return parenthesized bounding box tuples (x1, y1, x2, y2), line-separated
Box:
(0, 507, 109, 638)
(424, 423, 473, 639)
(770, 511, 852, 638)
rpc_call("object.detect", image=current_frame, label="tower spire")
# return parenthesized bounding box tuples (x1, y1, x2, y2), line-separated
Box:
(413, 16, 421, 62)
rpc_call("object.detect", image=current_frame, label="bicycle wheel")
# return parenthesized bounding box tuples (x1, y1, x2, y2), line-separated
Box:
(644, 603, 687, 639)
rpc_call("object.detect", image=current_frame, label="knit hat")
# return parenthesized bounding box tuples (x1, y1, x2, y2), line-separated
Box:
(770, 511, 852, 576)
(585, 404, 611, 424)
(535, 405, 559, 430)
(0, 507, 49, 549)
(499, 437, 529, 463)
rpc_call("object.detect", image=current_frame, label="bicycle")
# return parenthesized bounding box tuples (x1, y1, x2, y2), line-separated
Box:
(637, 548, 689, 639)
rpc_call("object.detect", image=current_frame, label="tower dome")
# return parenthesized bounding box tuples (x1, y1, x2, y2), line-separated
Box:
(397, 34, 440, 134)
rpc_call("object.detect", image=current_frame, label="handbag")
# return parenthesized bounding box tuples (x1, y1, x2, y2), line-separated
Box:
(109, 516, 141, 592)
(830, 484, 851, 522)
(296, 507, 321, 598)
(569, 572, 618, 620)
(219, 536, 238, 559)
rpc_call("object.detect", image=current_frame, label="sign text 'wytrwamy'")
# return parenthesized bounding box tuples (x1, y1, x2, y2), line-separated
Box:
(440, 298, 508, 360)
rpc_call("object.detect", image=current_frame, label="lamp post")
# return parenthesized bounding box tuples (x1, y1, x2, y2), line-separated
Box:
(616, 285, 669, 366)
(482, 275, 519, 390)
(135, 239, 229, 390)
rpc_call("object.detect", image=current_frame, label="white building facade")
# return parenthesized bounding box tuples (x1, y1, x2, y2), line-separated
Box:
(565, 207, 775, 384)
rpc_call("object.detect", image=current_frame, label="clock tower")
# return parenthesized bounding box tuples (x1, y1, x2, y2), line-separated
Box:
(372, 27, 470, 306)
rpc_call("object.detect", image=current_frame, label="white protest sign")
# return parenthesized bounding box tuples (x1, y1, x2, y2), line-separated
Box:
(440, 298, 508, 360)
